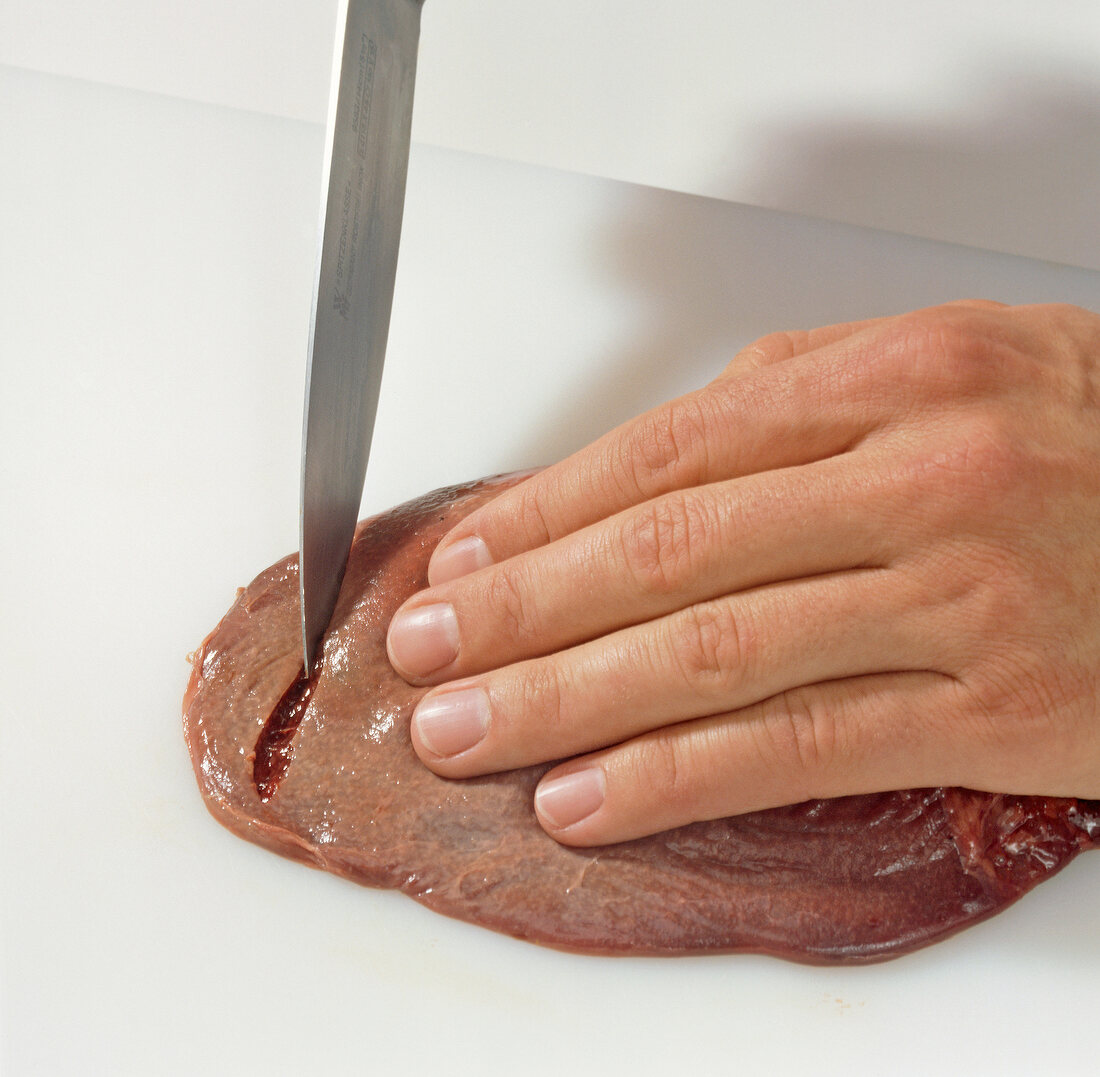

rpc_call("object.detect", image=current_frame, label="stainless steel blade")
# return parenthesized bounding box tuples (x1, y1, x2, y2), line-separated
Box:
(300, 0, 424, 674)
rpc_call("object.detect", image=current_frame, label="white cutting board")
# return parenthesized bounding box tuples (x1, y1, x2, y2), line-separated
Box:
(2, 65, 1099, 1076)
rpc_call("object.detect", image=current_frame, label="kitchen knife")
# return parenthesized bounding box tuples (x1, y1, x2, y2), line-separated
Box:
(300, 0, 425, 674)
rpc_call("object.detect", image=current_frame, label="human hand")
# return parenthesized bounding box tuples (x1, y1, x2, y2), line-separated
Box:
(386, 301, 1100, 846)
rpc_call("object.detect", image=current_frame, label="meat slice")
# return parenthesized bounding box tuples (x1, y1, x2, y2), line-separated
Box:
(183, 474, 1100, 963)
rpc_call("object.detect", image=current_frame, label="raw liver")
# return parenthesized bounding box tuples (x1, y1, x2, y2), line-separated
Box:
(183, 474, 1100, 963)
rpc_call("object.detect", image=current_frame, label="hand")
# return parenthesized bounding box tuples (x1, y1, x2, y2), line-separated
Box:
(386, 301, 1100, 846)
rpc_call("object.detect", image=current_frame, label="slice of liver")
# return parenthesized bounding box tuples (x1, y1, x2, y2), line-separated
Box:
(183, 474, 1100, 963)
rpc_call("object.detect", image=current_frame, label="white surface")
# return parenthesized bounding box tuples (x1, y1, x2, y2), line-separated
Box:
(3, 64, 1100, 1076)
(2, 1, 1100, 269)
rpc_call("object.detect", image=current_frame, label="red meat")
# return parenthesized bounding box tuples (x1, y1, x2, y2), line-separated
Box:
(183, 474, 1099, 963)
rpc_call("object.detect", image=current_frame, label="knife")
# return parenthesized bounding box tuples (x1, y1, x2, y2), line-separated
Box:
(300, 0, 425, 675)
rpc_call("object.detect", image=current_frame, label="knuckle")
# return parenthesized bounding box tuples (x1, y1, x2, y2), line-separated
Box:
(967, 641, 1089, 726)
(955, 664, 1053, 764)
(513, 482, 555, 548)
(757, 690, 838, 783)
(619, 492, 715, 596)
(967, 663, 1034, 725)
(958, 414, 1030, 491)
(1029, 301, 1090, 329)
(667, 601, 752, 694)
(509, 660, 568, 742)
(943, 298, 1008, 313)
(865, 324, 1052, 536)
(618, 394, 711, 499)
(874, 310, 997, 395)
(892, 411, 1029, 522)
(947, 662, 1097, 792)
(484, 567, 539, 643)
(731, 330, 801, 372)
(637, 734, 697, 815)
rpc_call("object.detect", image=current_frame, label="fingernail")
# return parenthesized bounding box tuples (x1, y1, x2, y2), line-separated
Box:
(412, 686, 490, 757)
(388, 602, 459, 677)
(535, 768, 607, 830)
(430, 535, 493, 585)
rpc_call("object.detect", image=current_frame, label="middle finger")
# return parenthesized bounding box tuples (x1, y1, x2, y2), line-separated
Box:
(387, 453, 896, 685)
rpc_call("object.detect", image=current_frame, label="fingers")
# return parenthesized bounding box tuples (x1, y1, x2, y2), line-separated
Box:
(395, 298, 1100, 847)
(715, 312, 897, 379)
(534, 672, 961, 845)
(426, 301, 1044, 587)
(407, 565, 942, 781)
(425, 318, 896, 587)
(388, 454, 896, 684)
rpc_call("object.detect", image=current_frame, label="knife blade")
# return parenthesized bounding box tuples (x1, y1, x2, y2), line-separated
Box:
(300, 0, 425, 674)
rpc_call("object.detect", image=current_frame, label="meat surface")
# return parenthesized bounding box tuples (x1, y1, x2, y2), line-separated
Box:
(183, 474, 1100, 963)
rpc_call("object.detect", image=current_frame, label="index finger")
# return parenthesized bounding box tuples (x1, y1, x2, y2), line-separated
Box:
(427, 312, 892, 586)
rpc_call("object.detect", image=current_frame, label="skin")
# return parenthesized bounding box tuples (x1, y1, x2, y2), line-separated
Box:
(386, 301, 1100, 846)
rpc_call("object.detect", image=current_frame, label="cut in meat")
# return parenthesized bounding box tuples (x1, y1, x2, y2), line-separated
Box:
(183, 474, 1100, 963)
